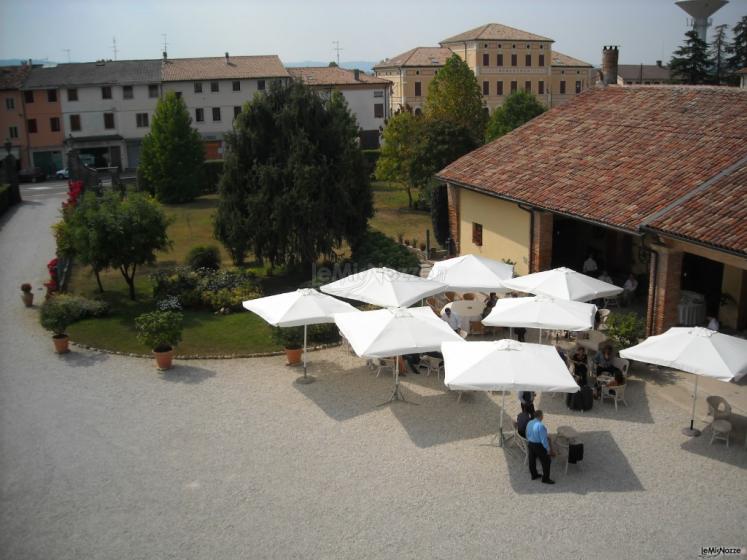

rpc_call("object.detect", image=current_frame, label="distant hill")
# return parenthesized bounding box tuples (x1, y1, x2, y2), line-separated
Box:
(0, 58, 62, 67)
(284, 60, 376, 73)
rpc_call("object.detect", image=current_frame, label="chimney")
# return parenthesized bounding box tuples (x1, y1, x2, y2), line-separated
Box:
(162, 51, 167, 62)
(656, 60, 663, 68)
(225, 52, 229, 64)
(602, 46, 619, 86)
(353, 69, 360, 81)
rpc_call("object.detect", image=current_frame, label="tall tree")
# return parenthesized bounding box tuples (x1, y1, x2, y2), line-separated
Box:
(139, 92, 205, 203)
(375, 110, 422, 208)
(485, 91, 546, 142)
(670, 30, 710, 84)
(709, 24, 730, 84)
(727, 15, 747, 81)
(215, 81, 372, 268)
(424, 54, 486, 144)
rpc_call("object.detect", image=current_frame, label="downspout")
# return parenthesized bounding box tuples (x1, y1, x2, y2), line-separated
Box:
(647, 247, 658, 336)
(518, 203, 535, 273)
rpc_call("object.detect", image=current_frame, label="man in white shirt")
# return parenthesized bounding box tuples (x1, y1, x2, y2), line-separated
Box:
(707, 316, 719, 331)
(582, 254, 598, 277)
(622, 273, 638, 306)
(442, 307, 460, 332)
(598, 270, 613, 284)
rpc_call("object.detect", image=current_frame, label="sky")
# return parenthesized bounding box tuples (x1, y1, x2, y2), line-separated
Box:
(1, 0, 745, 67)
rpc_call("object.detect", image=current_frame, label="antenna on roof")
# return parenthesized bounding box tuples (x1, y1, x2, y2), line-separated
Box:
(162, 33, 168, 57)
(332, 40, 342, 66)
(62, 49, 71, 63)
(111, 37, 118, 61)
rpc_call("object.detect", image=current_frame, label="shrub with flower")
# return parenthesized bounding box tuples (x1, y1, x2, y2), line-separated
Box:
(62, 180, 84, 209)
(156, 295, 182, 311)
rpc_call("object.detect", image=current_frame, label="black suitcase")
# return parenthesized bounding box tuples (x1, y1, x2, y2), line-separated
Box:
(581, 386, 594, 411)
(569, 443, 584, 464)
(566, 390, 584, 410)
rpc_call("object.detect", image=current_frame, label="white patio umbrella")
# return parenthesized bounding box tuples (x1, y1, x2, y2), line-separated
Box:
(243, 288, 359, 383)
(620, 327, 747, 436)
(502, 267, 622, 302)
(482, 295, 597, 343)
(442, 339, 580, 445)
(335, 306, 463, 404)
(321, 267, 445, 308)
(427, 254, 513, 292)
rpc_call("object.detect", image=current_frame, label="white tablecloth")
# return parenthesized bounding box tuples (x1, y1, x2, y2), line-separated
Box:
(441, 300, 486, 332)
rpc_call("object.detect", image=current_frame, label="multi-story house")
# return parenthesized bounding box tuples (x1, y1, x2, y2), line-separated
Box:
(617, 62, 671, 85)
(19, 67, 66, 174)
(0, 64, 32, 168)
(24, 60, 162, 169)
(287, 66, 391, 148)
(375, 23, 594, 114)
(160, 53, 289, 159)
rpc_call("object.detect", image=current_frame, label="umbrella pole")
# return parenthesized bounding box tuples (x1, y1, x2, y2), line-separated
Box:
(682, 374, 702, 437)
(295, 324, 315, 384)
(378, 355, 417, 406)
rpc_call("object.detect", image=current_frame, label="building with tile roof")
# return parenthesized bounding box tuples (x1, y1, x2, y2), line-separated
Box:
(0, 64, 34, 167)
(617, 62, 672, 85)
(288, 67, 391, 147)
(436, 85, 747, 334)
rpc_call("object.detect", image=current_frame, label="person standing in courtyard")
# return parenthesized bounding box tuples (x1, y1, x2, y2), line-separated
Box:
(526, 410, 555, 484)
(442, 307, 460, 333)
(582, 253, 598, 277)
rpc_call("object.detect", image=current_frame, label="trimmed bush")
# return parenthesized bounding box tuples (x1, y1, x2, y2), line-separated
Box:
(149, 267, 260, 311)
(203, 159, 224, 194)
(40, 294, 108, 335)
(272, 326, 304, 349)
(351, 229, 420, 274)
(186, 245, 221, 270)
(135, 310, 183, 352)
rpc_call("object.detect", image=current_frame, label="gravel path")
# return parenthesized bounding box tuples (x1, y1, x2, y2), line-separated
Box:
(1, 192, 746, 560)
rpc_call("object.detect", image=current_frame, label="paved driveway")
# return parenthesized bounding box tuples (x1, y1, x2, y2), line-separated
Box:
(1, 193, 746, 560)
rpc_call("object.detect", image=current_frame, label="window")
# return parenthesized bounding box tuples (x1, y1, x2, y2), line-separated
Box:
(24, 91, 34, 103)
(50, 117, 60, 132)
(212, 107, 221, 121)
(525, 54, 532, 66)
(122, 85, 133, 100)
(511, 54, 517, 67)
(472, 223, 483, 247)
(195, 108, 204, 122)
(575, 80, 582, 94)
(27, 118, 37, 133)
(538, 80, 545, 95)
(510, 81, 517, 94)
(374, 103, 384, 118)
(47, 89, 57, 102)
(101, 86, 112, 99)
(104, 112, 115, 129)
(497, 81, 504, 96)
(136, 113, 149, 127)
(373, 90, 383, 97)
(257, 80, 266, 91)
(497, 53, 503, 66)
(233, 106, 241, 118)
(482, 53, 489, 66)
(539, 54, 545, 67)
(414, 81, 421, 96)
(70, 114, 81, 131)
(524, 81, 531, 93)
(148, 84, 159, 98)
(210, 81, 219, 93)
(483, 81, 489, 95)
(232, 81, 240, 92)
(9, 126, 18, 139)
(194, 82, 202, 93)
(67, 88, 78, 101)
(5, 97, 14, 110)
(560, 80, 566, 95)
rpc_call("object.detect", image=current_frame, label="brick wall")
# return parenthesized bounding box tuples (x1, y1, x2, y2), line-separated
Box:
(447, 184, 460, 255)
(649, 247, 683, 335)
(530, 210, 553, 272)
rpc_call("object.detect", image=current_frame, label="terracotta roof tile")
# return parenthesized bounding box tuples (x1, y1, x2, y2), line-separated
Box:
(161, 55, 288, 82)
(0, 64, 32, 90)
(551, 51, 593, 68)
(618, 64, 671, 82)
(288, 66, 390, 86)
(373, 47, 453, 69)
(440, 23, 553, 44)
(437, 86, 747, 239)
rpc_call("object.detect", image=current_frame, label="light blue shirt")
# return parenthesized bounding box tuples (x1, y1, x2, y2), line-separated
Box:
(525, 418, 550, 452)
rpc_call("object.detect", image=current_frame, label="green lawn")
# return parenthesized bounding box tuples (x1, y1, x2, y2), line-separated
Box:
(369, 181, 435, 247)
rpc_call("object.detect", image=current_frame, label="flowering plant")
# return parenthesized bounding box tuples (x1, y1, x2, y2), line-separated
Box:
(62, 180, 84, 209)
(157, 295, 182, 311)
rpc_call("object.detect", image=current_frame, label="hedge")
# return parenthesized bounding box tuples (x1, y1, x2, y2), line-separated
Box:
(203, 160, 224, 194)
(351, 229, 420, 274)
(0, 184, 10, 217)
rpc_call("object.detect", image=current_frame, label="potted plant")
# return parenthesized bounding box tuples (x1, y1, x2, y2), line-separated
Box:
(40, 296, 80, 353)
(273, 326, 304, 366)
(20, 283, 34, 307)
(135, 310, 184, 370)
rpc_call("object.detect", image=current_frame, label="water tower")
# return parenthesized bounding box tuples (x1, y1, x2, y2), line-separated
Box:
(675, 0, 728, 42)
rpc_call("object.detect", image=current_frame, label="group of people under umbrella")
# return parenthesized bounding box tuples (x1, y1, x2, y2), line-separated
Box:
(243, 255, 747, 450)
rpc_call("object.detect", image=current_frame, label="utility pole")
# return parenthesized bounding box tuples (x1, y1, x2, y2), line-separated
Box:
(162, 33, 168, 55)
(62, 49, 71, 63)
(111, 37, 118, 60)
(332, 40, 342, 66)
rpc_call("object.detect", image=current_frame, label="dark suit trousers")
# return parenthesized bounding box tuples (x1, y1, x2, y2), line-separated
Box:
(528, 442, 551, 481)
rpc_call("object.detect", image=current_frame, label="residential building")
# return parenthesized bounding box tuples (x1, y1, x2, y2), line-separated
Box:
(374, 23, 594, 114)
(436, 85, 747, 335)
(23, 59, 162, 169)
(161, 53, 289, 159)
(0, 64, 32, 168)
(372, 47, 452, 114)
(617, 62, 672, 85)
(287, 66, 391, 148)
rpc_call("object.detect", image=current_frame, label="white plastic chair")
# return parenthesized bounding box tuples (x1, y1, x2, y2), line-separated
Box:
(710, 419, 731, 447)
(706, 396, 732, 421)
(417, 355, 443, 379)
(601, 383, 628, 410)
(375, 358, 395, 378)
(514, 429, 529, 464)
(612, 357, 630, 377)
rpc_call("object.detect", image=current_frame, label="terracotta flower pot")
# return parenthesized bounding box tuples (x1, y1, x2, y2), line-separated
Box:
(21, 292, 34, 307)
(52, 334, 70, 354)
(153, 347, 174, 371)
(285, 347, 303, 366)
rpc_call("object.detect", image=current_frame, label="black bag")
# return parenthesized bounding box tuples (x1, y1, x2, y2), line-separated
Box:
(581, 386, 594, 411)
(568, 443, 584, 464)
(566, 391, 584, 411)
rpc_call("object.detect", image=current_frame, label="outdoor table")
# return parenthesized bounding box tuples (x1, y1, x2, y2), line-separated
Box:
(442, 300, 486, 332)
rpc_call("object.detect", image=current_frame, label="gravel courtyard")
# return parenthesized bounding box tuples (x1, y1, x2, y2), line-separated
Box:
(1, 192, 746, 560)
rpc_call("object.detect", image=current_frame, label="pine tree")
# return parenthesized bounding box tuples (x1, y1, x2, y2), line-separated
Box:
(727, 15, 747, 83)
(709, 24, 730, 84)
(139, 92, 205, 203)
(670, 30, 710, 84)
